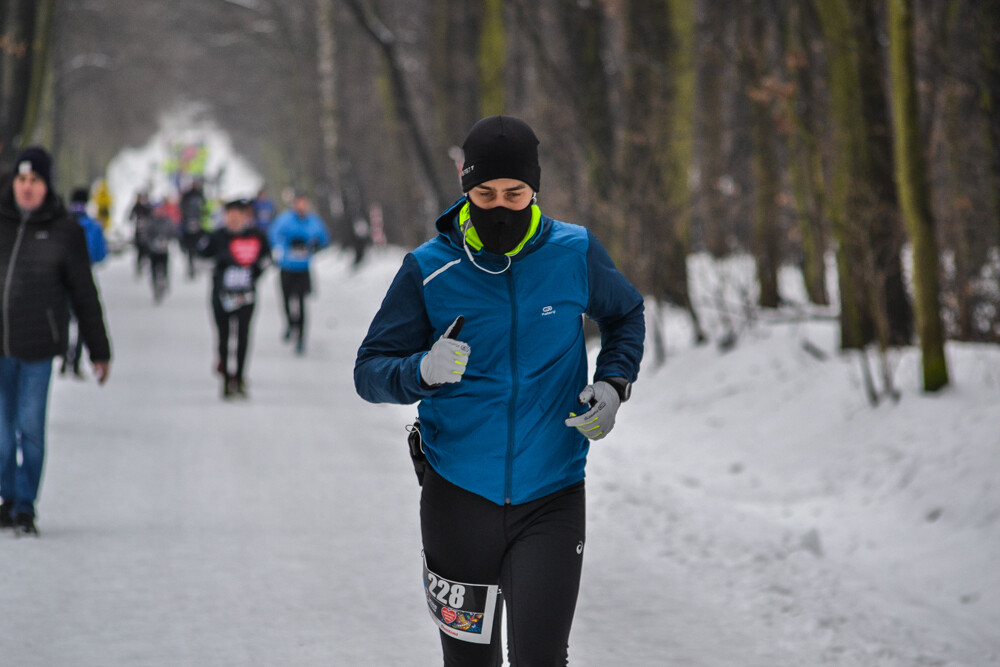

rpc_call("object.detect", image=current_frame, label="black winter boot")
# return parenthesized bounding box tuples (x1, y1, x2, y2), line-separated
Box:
(14, 513, 38, 536)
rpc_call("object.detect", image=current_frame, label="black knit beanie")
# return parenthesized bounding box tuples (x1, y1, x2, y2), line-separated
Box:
(460, 116, 540, 193)
(14, 146, 53, 189)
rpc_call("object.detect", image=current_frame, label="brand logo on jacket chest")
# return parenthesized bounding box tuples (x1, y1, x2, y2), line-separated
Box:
(541, 305, 556, 316)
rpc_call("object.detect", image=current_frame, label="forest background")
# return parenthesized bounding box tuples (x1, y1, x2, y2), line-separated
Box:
(2, 0, 999, 390)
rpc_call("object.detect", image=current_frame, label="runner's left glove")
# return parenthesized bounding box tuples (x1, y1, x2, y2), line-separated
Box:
(565, 381, 621, 440)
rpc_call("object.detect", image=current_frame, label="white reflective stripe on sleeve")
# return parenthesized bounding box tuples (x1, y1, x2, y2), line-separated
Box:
(423, 259, 462, 286)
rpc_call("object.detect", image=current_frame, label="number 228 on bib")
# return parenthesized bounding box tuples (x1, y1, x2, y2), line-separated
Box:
(422, 553, 499, 644)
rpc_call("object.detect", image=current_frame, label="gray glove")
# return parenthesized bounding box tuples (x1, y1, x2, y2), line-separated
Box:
(564, 381, 621, 440)
(420, 317, 471, 386)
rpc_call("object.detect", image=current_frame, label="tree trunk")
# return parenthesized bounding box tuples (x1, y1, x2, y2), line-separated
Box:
(617, 0, 704, 342)
(815, 0, 869, 349)
(662, 0, 703, 339)
(477, 0, 505, 117)
(16, 0, 55, 152)
(814, 0, 913, 350)
(428, 0, 482, 196)
(978, 0, 1000, 246)
(554, 0, 615, 202)
(750, 109, 782, 309)
(784, 1, 829, 306)
(888, 0, 949, 390)
(857, 0, 913, 346)
(743, 1, 782, 309)
(344, 0, 448, 216)
(1, 1, 39, 164)
(316, 0, 345, 223)
(695, 0, 732, 258)
(260, 0, 328, 198)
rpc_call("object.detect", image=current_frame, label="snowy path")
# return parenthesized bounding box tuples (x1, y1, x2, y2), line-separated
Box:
(2, 248, 998, 666)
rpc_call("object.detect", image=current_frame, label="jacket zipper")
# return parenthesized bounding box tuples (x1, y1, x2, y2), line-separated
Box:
(2, 219, 28, 357)
(504, 269, 519, 504)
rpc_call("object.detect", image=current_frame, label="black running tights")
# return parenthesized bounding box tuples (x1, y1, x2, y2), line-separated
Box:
(420, 466, 585, 667)
(212, 300, 255, 380)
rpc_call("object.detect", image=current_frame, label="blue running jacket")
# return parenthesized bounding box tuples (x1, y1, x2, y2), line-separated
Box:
(268, 210, 330, 272)
(355, 198, 645, 505)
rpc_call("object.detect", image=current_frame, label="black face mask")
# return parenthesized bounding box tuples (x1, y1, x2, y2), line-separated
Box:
(467, 201, 533, 255)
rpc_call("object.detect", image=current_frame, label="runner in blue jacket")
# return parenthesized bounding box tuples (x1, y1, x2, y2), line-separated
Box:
(355, 116, 644, 665)
(268, 192, 329, 354)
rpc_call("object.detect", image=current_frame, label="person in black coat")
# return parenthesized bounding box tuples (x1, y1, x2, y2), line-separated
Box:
(179, 179, 207, 279)
(129, 190, 154, 276)
(142, 205, 178, 304)
(198, 197, 271, 398)
(0, 147, 112, 535)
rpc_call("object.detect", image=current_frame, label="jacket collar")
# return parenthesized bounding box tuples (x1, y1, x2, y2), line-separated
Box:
(433, 196, 550, 261)
(0, 184, 66, 225)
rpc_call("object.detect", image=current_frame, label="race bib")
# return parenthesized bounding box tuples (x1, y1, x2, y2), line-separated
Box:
(288, 239, 312, 260)
(149, 237, 170, 253)
(222, 266, 252, 290)
(219, 292, 253, 312)
(422, 553, 499, 645)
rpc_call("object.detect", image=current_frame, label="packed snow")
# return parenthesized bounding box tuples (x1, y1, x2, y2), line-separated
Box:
(1, 240, 997, 666)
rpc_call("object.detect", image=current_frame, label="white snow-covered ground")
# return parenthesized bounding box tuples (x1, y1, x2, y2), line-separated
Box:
(1, 246, 998, 667)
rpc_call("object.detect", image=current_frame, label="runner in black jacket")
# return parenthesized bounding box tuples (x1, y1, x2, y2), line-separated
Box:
(198, 197, 271, 398)
(0, 147, 112, 535)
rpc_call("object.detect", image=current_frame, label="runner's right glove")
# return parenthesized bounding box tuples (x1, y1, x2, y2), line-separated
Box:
(419, 316, 470, 386)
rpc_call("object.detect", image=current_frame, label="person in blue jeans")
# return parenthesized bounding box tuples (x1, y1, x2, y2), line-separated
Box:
(0, 359, 53, 533)
(0, 147, 112, 536)
(268, 191, 330, 354)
